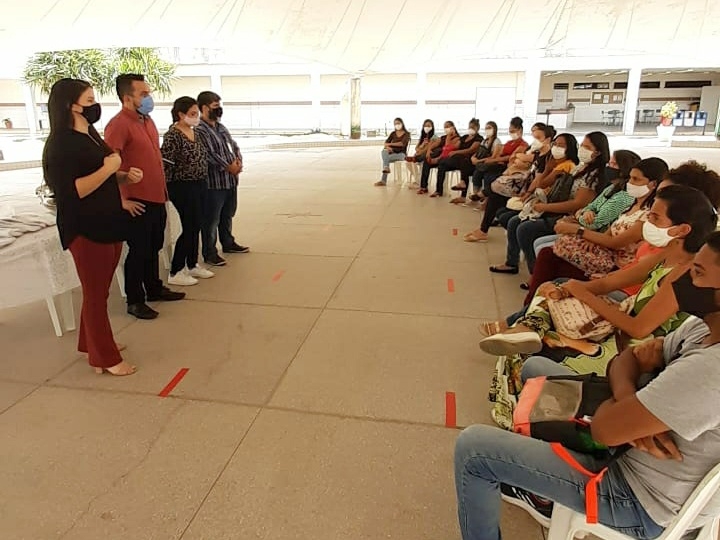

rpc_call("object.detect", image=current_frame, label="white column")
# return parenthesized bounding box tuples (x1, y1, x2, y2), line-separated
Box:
(350, 77, 361, 139)
(311, 71, 321, 132)
(522, 68, 541, 127)
(210, 71, 223, 95)
(623, 66, 642, 135)
(22, 83, 37, 135)
(416, 71, 426, 130)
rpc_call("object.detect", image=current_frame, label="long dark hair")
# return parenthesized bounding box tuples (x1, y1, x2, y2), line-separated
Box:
(656, 184, 718, 253)
(171, 96, 198, 123)
(577, 131, 610, 191)
(42, 78, 112, 191)
(484, 121, 498, 147)
(622, 156, 667, 208)
(606, 150, 642, 197)
(393, 117, 407, 133)
(555, 133, 579, 165)
(419, 118, 435, 144)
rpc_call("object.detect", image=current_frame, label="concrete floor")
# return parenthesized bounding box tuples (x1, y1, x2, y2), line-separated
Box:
(2, 143, 719, 540)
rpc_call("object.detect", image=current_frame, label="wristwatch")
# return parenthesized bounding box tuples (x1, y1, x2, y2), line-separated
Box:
(576, 226, 585, 238)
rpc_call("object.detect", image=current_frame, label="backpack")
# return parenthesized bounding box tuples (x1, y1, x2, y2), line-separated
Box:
(513, 373, 630, 523)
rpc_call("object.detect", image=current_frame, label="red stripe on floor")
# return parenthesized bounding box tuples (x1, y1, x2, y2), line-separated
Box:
(452, 228, 458, 236)
(445, 391, 457, 428)
(158, 368, 189, 398)
(447, 278, 455, 293)
(272, 270, 285, 282)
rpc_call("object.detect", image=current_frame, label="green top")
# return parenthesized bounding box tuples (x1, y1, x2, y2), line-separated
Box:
(578, 185, 635, 231)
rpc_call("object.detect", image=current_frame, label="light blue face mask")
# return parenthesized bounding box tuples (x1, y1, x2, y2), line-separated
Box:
(137, 95, 154, 116)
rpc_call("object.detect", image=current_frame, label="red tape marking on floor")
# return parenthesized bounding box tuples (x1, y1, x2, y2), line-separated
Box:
(452, 228, 458, 236)
(447, 278, 455, 293)
(272, 270, 285, 282)
(445, 391, 457, 428)
(158, 368, 189, 398)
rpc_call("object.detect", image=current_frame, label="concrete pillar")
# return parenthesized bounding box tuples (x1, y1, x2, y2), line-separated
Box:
(22, 83, 37, 135)
(522, 68, 541, 127)
(623, 67, 642, 135)
(311, 71, 321, 132)
(350, 77, 361, 139)
(416, 71, 427, 130)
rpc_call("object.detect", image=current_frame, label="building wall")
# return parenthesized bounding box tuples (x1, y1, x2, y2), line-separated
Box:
(0, 79, 26, 129)
(539, 72, 720, 123)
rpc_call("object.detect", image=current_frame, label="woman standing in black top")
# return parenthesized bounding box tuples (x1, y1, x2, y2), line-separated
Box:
(42, 78, 141, 376)
(162, 97, 213, 286)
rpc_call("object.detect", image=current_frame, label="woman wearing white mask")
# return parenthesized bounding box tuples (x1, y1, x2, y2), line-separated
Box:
(405, 119, 437, 186)
(162, 96, 214, 286)
(374, 117, 410, 186)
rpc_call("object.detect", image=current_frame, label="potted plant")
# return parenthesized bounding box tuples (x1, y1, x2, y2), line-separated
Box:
(657, 101, 678, 144)
(2, 118, 12, 129)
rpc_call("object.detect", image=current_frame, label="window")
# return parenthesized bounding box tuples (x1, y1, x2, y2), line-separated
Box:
(664, 80, 712, 88)
(573, 82, 610, 90)
(614, 81, 660, 89)
(553, 83, 569, 90)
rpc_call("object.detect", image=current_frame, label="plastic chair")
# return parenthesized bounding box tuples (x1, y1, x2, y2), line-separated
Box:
(547, 463, 720, 540)
(45, 291, 76, 337)
(392, 160, 405, 184)
(446, 170, 462, 196)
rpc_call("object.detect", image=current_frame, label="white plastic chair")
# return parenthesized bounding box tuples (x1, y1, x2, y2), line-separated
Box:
(446, 170, 461, 196)
(547, 463, 720, 540)
(45, 291, 76, 337)
(392, 160, 405, 184)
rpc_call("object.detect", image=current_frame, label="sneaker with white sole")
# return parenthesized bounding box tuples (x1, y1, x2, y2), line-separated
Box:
(478, 331, 542, 356)
(189, 265, 215, 279)
(168, 269, 198, 287)
(500, 484, 553, 528)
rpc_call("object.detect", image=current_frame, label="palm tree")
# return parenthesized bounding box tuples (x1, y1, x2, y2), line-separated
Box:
(23, 48, 176, 97)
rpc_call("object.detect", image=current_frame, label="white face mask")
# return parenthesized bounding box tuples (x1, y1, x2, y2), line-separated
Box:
(445, 127, 453, 135)
(423, 126, 432, 134)
(642, 220, 675, 247)
(578, 147, 594, 163)
(626, 183, 651, 200)
(510, 132, 520, 141)
(394, 124, 403, 131)
(530, 139, 544, 151)
(485, 129, 494, 138)
(183, 115, 200, 127)
(551, 146, 566, 160)
(467, 128, 476, 137)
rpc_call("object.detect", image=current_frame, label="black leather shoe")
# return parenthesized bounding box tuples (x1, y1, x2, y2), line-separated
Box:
(223, 243, 250, 254)
(147, 287, 186, 302)
(127, 303, 159, 320)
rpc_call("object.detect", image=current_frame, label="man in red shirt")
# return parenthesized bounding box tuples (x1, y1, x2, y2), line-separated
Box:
(104, 74, 184, 320)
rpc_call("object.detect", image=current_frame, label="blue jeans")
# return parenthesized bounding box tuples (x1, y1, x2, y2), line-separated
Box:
(202, 186, 237, 259)
(521, 355, 575, 382)
(380, 149, 406, 183)
(505, 217, 555, 272)
(454, 425, 664, 540)
(534, 234, 558, 256)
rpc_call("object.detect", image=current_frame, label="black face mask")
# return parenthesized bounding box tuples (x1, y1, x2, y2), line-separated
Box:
(81, 103, 102, 124)
(671, 270, 720, 319)
(605, 167, 620, 183)
(209, 106, 223, 121)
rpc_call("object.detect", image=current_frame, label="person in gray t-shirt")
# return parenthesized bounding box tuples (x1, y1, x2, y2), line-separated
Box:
(454, 229, 720, 540)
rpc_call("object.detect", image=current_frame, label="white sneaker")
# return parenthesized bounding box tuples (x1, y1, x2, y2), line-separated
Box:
(168, 269, 198, 287)
(189, 265, 215, 279)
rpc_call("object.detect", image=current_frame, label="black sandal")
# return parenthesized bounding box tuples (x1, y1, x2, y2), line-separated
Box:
(489, 265, 519, 275)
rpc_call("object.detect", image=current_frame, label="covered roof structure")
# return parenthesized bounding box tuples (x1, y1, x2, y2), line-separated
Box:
(1, 0, 719, 74)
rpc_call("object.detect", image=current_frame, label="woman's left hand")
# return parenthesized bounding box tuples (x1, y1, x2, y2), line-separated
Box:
(562, 279, 586, 298)
(127, 167, 143, 184)
(554, 221, 579, 235)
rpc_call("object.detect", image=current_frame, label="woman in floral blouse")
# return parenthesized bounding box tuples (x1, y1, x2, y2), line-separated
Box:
(161, 96, 214, 286)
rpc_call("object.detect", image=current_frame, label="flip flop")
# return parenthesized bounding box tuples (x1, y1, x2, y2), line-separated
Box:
(479, 332, 542, 356)
(479, 321, 504, 338)
(463, 232, 487, 243)
(489, 265, 519, 275)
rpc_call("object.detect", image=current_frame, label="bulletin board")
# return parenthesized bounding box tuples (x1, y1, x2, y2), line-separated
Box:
(592, 92, 624, 105)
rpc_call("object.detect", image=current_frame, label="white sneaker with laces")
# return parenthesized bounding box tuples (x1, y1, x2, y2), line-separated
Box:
(168, 269, 199, 287)
(189, 265, 215, 279)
